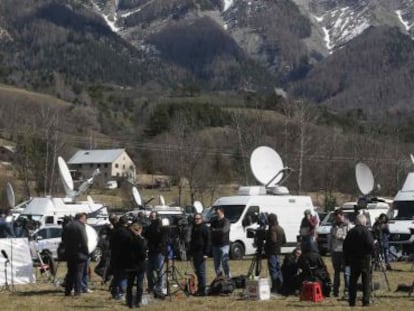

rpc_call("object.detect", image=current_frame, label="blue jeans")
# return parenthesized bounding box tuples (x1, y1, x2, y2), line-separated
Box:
(147, 253, 164, 293)
(267, 255, 283, 293)
(81, 258, 90, 292)
(212, 245, 231, 278)
(110, 268, 127, 298)
(192, 252, 206, 293)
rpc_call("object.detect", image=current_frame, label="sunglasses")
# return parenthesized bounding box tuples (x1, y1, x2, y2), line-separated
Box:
(194, 217, 202, 220)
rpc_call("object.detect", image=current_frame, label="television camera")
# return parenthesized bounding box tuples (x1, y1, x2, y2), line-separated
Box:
(246, 212, 268, 251)
(164, 215, 191, 261)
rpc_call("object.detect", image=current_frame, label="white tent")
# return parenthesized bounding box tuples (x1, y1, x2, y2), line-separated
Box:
(0, 238, 35, 286)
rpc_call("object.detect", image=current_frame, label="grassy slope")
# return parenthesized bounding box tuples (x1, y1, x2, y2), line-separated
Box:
(0, 84, 69, 106)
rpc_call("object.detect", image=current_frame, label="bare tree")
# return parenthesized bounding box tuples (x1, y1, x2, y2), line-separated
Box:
(282, 99, 319, 193)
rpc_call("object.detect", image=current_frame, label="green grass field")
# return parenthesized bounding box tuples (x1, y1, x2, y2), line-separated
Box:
(1, 257, 414, 310)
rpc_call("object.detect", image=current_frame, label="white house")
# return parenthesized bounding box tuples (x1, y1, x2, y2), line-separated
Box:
(68, 148, 136, 187)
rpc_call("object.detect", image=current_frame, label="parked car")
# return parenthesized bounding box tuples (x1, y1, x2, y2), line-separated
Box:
(29, 223, 102, 262)
(29, 224, 62, 260)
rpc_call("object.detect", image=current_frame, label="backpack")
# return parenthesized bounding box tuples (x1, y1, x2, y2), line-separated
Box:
(208, 275, 235, 295)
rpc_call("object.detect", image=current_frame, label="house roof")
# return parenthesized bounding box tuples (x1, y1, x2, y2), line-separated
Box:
(68, 149, 126, 164)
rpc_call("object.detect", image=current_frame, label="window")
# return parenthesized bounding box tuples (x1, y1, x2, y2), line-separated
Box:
(116, 173, 120, 177)
(49, 228, 62, 239)
(90, 164, 93, 168)
(45, 216, 54, 224)
(104, 164, 108, 168)
(97, 164, 101, 168)
(115, 163, 119, 168)
(79, 164, 82, 168)
(123, 164, 125, 169)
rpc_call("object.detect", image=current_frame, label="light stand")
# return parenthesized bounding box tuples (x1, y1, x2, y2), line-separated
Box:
(1, 249, 11, 292)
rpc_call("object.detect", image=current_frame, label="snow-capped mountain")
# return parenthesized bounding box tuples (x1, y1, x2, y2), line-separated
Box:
(91, 0, 414, 54)
(2, 0, 414, 114)
(293, 0, 414, 52)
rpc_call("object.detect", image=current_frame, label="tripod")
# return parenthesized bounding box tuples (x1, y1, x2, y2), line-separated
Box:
(371, 243, 391, 300)
(247, 244, 263, 278)
(153, 243, 188, 300)
(1, 255, 11, 292)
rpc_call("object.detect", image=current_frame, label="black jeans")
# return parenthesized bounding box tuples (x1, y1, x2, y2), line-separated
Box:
(65, 259, 86, 295)
(126, 269, 145, 308)
(348, 256, 371, 306)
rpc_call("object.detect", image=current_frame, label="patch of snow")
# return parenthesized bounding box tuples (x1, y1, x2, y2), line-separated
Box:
(121, 8, 141, 18)
(224, 23, 228, 30)
(313, 14, 324, 22)
(91, 1, 121, 32)
(223, 0, 234, 12)
(396, 9, 412, 31)
(322, 27, 333, 52)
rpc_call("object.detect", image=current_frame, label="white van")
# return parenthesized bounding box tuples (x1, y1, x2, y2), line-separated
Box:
(210, 186, 315, 259)
(388, 172, 414, 253)
(17, 197, 109, 227)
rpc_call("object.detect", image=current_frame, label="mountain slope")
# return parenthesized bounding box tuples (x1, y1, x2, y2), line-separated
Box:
(290, 26, 414, 117)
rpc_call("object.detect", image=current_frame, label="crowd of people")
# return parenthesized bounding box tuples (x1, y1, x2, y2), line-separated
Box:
(57, 204, 392, 308)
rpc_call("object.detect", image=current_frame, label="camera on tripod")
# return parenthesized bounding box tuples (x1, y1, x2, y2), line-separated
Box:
(246, 212, 268, 252)
(164, 215, 190, 261)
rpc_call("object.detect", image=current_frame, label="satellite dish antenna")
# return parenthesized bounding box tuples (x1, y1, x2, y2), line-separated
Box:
(193, 201, 203, 214)
(58, 156, 74, 196)
(6, 182, 15, 209)
(132, 186, 142, 206)
(77, 168, 100, 195)
(410, 154, 414, 165)
(250, 146, 284, 186)
(85, 224, 98, 254)
(159, 194, 166, 206)
(355, 162, 375, 195)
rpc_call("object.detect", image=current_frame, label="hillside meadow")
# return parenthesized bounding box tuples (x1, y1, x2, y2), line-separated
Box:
(1, 257, 414, 310)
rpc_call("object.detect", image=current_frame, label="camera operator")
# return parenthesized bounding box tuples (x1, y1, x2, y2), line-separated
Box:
(343, 213, 374, 307)
(264, 213, 286, 294)
(372, 213, 391, 270)
(145, 211, 168, 298)
(189, 213, 211, 296)
(210, 207, 231, 279)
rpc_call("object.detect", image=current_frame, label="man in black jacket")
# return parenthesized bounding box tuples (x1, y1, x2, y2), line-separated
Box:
(189, 213, 210, 296)
(125, 222, 147, 308)
(343, 213, 374, 307)
(265, 213, 286, 294)
(109, 215, 130, 299)
(145, 211, 168, 297)
(210, 207, 231, 278)
(62, 213, 89, 296)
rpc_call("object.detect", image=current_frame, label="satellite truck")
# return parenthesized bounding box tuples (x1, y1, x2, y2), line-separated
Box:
(210, 146, 316, 260)
(316, 162, 392, 255)
(12, 156, 109, 227)
(387, 154, 414, 254)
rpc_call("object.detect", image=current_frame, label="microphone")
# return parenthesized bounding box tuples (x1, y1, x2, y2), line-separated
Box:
(1, 249, 9, 262)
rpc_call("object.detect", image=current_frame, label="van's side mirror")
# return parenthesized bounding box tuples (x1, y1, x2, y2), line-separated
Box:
(242, 216, 252, 227)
